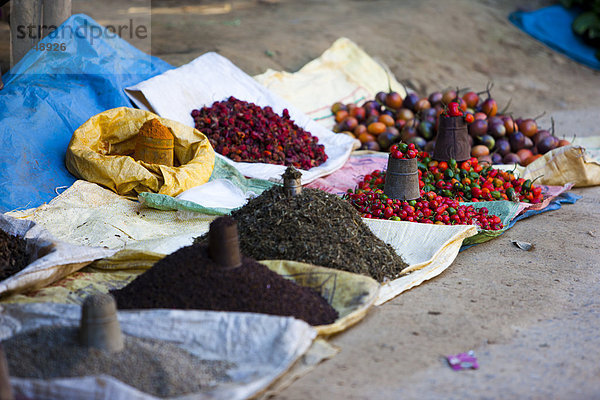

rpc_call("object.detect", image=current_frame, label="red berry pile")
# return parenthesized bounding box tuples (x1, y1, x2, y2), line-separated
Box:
(344, 147, 545, 229)
(192, 97, 328, 170)
(358, 152, 543, 204)
(345, 180, 503, 229)
(417, 154, 543, 204)
(389, 143, 418, 159)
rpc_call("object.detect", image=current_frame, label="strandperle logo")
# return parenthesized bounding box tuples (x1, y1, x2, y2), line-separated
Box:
(15, 18, 149, 43)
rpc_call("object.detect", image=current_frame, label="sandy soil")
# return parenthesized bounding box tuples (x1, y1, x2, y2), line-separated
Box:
(1, 0, 599, 398)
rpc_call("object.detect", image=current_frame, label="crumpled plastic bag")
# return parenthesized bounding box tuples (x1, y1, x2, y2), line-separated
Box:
(518, 145, 600, 187)
(65, 107, 215, 198)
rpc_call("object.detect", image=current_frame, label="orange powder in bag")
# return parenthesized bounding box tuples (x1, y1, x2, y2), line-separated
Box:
(133, 119, 174, 166)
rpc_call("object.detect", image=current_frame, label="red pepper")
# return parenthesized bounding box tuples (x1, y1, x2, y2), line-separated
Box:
(447, 102, 462, 117)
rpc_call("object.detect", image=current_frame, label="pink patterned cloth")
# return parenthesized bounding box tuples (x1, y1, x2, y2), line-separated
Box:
(306, 153, 388, 195)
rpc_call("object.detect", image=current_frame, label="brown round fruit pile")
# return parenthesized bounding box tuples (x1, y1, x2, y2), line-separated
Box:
(331, 85, 570, 166)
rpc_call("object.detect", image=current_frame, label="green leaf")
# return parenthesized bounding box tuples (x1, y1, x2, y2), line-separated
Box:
(572, 11, 600, 34)
(589, 28, 600, 38)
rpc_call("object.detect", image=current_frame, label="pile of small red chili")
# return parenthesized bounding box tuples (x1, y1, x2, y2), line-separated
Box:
(346, 180, 503, 230)
(417, 153, 543, 203)
(344, 145, 545, 229)
(191, 96, 328, 170)
(359, 144, 543, 204)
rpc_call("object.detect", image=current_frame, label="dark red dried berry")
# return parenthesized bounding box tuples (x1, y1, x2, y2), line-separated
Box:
(191, 97, 327, 169)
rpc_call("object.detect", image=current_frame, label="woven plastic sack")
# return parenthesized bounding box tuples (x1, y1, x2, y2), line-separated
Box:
(361, 219, 478, 305)
(254, 37, 407, 128)
(259, 260, 379, 336)
(5, 181, 216, 256)
(2, 251, 379, 337)
(0, 214, 116, 298)
(518, 145, 600, 187)
(0, 303, 316, 400)
(65, 107, 215, 198)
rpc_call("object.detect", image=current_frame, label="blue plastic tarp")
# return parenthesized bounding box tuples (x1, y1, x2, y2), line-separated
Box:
(509, 5, 600, 70)
(0, 14, 172, 213)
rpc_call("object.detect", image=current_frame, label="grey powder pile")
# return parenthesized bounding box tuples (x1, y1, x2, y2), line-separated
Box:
(3, 326, 235, 398)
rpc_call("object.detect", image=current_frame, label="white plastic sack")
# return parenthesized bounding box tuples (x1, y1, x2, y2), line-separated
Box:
(125, 53, 358, 184)
(176, 179, 255, 210)
(7, 180, 477, 307)
(254, 37, 408, 129)
(362, 219, 477, 305)
(6, 181, 215, 256)
(0, 303, 317, 400)
(0, 214, 117, 297)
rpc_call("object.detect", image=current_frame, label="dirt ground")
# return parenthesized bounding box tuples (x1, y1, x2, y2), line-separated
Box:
(2, 0, 600, 398)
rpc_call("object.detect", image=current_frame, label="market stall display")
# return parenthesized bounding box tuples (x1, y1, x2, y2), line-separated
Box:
(124, 52, 357, 184)
(329, 86, 573, 167)
(1, 15, 596, 398)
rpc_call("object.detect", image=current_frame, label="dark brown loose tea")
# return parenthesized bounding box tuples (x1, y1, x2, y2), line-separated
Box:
(197, 186, 408, 282)
(4, 326, 234, 398)
(110, 244, 338, 326)
(282, 165, 302, 180)
(0, 229, 29, 281)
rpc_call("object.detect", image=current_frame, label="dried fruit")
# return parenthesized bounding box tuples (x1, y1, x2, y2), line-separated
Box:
(192, 97, 327, 170)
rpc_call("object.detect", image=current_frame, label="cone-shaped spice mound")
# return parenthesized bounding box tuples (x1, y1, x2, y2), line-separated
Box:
(209, 187, 408, 282)
(0, 229, 28, 281)
(110, 244, 338, 326)
(4, 326, 234, 398)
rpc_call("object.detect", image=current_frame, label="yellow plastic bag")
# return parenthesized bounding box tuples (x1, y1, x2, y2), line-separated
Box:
(65, 107, 215, 198)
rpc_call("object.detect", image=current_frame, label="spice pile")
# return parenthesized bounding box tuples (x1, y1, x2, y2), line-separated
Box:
(3, 326, 234, 398)
(191, 96, 328, 169)
(0, 229, 29, 281)
(206, 186, 408, 282)
(111, 243, 338, 326)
